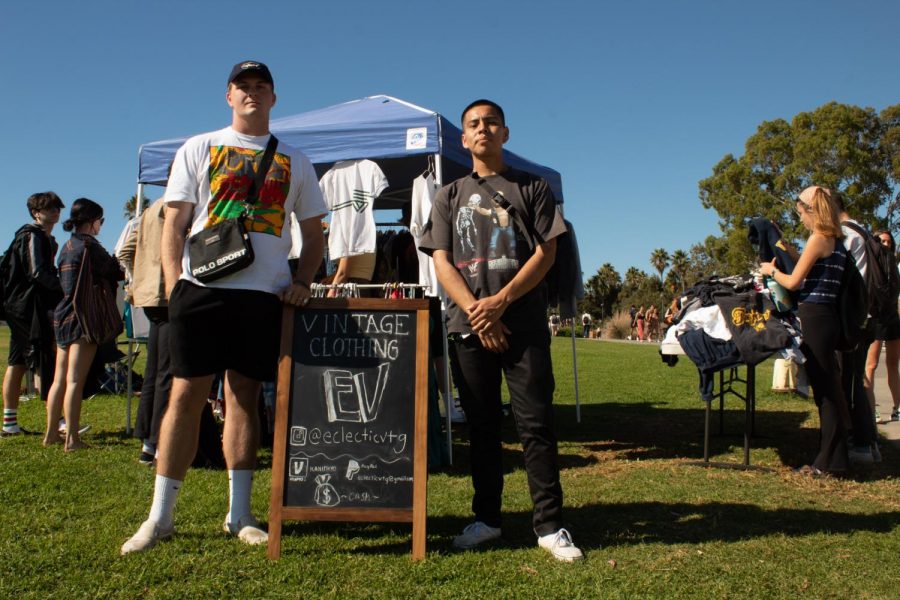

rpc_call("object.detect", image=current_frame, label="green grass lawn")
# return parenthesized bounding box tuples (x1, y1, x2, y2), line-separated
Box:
(1, 333, 898, 599)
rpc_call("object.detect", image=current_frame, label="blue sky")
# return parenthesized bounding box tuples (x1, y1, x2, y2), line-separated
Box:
(2, 0, 898, 281)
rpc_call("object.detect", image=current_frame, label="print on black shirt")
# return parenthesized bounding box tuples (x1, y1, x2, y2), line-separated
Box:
(454, 191, 519, 282)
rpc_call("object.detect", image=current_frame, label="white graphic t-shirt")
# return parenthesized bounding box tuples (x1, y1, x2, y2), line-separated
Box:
(165, 127, 327, 294)
(409, 173, 443, 298)
(321, 160, 388, 259)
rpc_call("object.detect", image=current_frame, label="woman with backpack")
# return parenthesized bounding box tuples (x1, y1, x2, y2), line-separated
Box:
(759, 186, 850, 476)
(866, 230, 900, 423)
(43, 199, 124, 451)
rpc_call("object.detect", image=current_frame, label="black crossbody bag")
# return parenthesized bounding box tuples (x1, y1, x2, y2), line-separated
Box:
(473, 174, 544, 251)
(188, 135, 278, 282)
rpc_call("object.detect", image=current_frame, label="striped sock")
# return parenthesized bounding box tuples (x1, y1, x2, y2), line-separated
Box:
(3, 409, 19, 432)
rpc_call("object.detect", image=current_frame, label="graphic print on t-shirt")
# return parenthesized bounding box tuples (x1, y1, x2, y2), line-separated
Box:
(454, 192, 519, 279)
(331, 189, 374, 213)
(207, 145, 291, 236)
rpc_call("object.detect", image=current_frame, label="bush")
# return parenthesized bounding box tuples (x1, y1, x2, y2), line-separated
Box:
(603, 310, 633, 340)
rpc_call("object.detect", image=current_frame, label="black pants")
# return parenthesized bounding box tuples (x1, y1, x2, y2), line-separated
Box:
(450, 328, 563, 536)
(839, 322, 877, 448)
(134, 307, 171, 444)
(798, 303, 849, 472)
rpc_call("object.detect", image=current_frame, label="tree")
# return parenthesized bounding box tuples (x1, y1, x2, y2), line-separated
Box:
(670, 250, 689, 292)
(583, 262, 621, 318)
(649, 248, 669, 281)
(623, 267, 648, 294)
(699, 102, 900, 267)
(124, 194, 149, 219)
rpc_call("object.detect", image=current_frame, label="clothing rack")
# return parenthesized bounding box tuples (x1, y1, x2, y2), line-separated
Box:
(310, 282, 430, 298)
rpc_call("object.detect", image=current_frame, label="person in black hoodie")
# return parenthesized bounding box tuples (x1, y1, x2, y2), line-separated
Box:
(1, 192, 64, 436)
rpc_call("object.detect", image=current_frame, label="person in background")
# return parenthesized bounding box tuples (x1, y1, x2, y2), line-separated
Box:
(866, 229, 900, 425)
(581, 312, 592, 338)
(635, 306, 646, 341)
(549, 313, 560, 336)
(834, 192, 878, 463)
(1, 192, 64, 437)
(118, 196, 170, 464)
(44, 198, 124, 450)
(629, 304, 637, 339)
(647, 306, 659, 342)
(760, 185, 849, 475)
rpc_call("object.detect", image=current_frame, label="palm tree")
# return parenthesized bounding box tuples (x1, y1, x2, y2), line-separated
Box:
(650, 248, 669, 281)
(670, 250, 689, 292)
(123, 194, 149, 219)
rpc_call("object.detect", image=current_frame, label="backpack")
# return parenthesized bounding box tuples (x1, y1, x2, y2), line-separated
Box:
(836, 245, 869, 352)
(0, 245, 15, 321)
(842, 221, 900, 320)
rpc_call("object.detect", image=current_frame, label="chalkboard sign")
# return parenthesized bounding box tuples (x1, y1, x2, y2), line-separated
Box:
(268, 298, 429, 560)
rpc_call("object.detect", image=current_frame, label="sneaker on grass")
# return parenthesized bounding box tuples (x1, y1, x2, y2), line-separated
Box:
(538, 528, 584, 562)
(121, 519, 174, 555)
(452, 521, 501, 549)
(223, 515, 268, 545)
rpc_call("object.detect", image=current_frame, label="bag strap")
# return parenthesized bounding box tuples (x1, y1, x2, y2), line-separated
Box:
(841, 219, 869, 240)
(472, 173, 543, 251)
(245, 135, 279, 207)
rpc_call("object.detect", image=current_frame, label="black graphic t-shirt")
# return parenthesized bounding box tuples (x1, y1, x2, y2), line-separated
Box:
(419, 168, 566, 334)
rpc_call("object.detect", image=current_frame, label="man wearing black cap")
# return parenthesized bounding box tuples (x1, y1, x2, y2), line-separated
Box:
(419, 99, 583, 562)
(122, 61, 327, 554)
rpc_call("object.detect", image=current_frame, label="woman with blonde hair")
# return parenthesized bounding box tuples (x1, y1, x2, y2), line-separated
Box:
(866, 230, 900, 424)
(43, 198, 124, 451)
(760, 186, 850, 475)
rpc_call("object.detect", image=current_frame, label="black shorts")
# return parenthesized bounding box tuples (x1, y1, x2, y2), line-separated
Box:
(168, 280, 282, 381)
(8, 323, 29, 367)
(875, 311, 900, 341)
(6, 314, 53, 369)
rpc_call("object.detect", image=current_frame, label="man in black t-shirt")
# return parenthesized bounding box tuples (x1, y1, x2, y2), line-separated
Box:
(419, 99, 582, 562)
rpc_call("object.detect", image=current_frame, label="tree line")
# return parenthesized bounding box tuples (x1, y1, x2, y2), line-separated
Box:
(580, 101, 900, 320)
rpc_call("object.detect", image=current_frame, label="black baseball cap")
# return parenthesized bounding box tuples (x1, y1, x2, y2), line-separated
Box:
(227, 60, 274, 87)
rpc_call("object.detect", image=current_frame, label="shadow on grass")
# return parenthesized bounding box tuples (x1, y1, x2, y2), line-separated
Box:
(274, 501, 900, 556)
(442, 401, 900, 480)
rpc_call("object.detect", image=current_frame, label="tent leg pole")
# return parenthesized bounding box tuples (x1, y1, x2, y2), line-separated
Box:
(433, 153, 453, 465)
(126, 340, 134, 436)
(442, 314, 453, 465)
(136, 183, 144, 219)
(570, 324, 580, 423)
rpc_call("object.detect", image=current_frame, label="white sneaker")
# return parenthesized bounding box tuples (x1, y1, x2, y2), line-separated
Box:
(452, 521, 501, 549)
(121, 519, 174, 555)
(538, 528, 584, 562)
(223, 515, 268, 546)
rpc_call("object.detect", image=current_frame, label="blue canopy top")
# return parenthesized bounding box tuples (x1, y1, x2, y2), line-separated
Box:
(137, 95, 564, 202)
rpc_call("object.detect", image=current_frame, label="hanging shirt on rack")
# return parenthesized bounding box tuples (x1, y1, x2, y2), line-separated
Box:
(320, 159, 388, 260)
(409, 173, 443, 298)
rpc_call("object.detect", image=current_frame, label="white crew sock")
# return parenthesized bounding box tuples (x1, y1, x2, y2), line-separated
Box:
(141, 439, 156, 455)
(3, 408, 19, 432)
(148, 474, 182, 528)
(226, 469, 254, 526)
